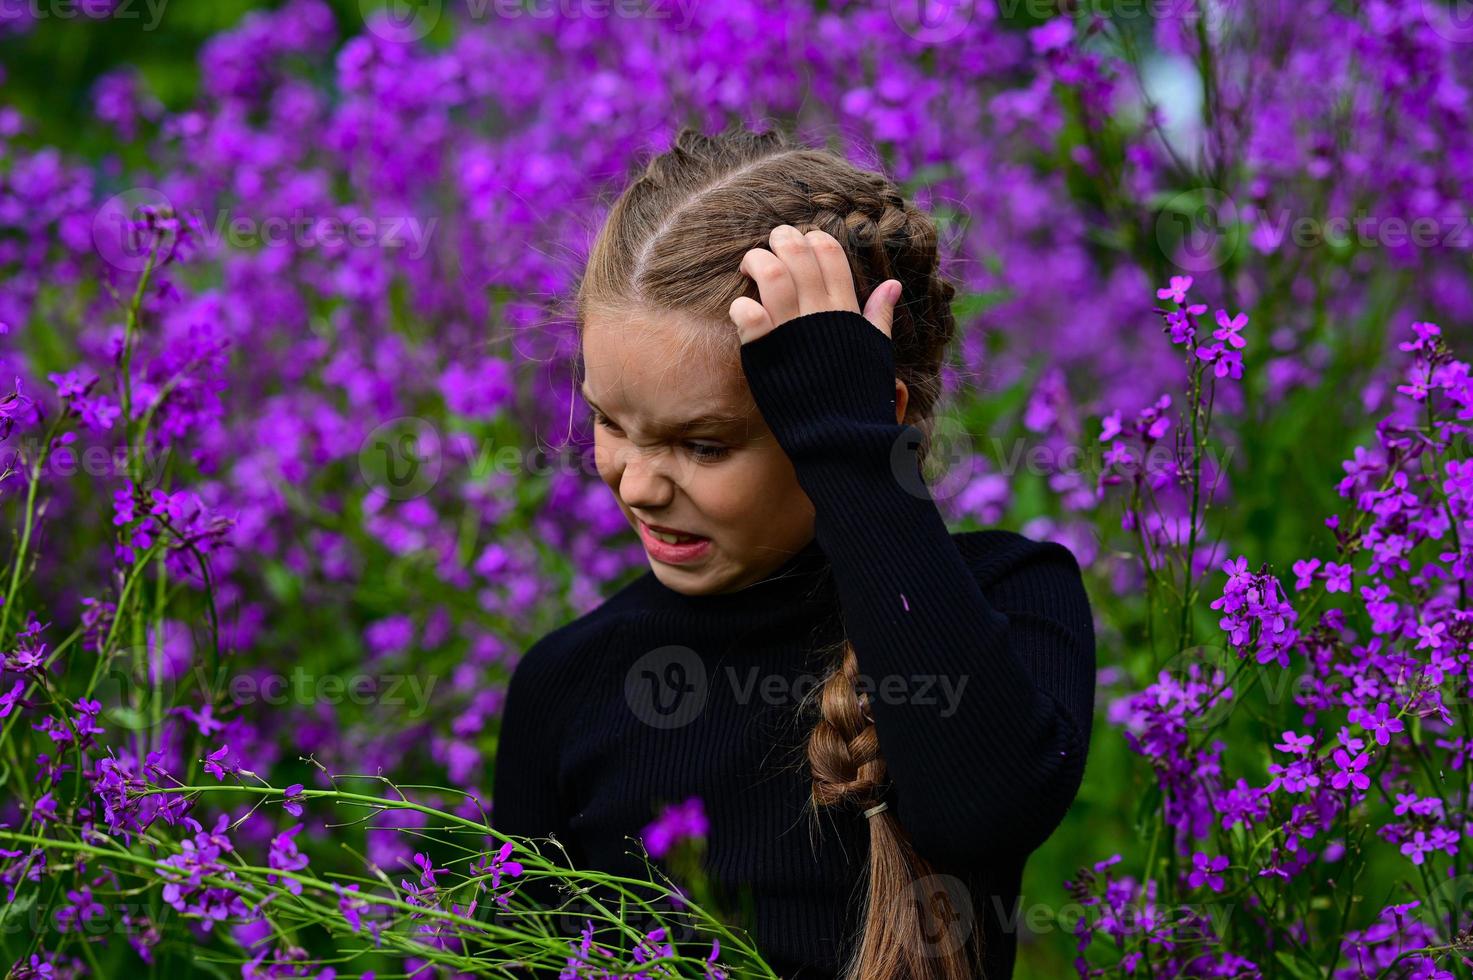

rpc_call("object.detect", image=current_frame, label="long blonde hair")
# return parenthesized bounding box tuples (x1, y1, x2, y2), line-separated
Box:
(571, 123, 982, 980)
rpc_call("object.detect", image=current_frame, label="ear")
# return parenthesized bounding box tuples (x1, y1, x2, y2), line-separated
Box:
(895, 379, 910, 425)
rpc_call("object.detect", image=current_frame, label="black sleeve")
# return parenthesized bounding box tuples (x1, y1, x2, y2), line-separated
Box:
(490, 632, 588, 976)
(738, 309, 1097, 868)
(491, 634, 572, 850)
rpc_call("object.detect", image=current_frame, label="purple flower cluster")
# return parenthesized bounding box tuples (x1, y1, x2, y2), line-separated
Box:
(1081, 269, 1473, 973)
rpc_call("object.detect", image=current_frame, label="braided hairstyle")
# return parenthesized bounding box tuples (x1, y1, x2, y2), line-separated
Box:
(571, 123, 982, 980)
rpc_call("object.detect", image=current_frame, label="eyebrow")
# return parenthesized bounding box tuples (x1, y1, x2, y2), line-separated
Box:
(580, 385, 746, 433)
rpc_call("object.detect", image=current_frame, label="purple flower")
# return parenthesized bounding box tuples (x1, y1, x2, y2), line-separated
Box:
(1291, 558, 1320, 590)
(1322, 562, 1352, 593)
(0, 679, 25, 719)
(54, 887, 106, 933)
(202, 744, 236, 781)
(1195, 342, 1244, 380)
(1330, 749, 1370, 792)
(1212, 309, 1248, 349)
(1274, 731, 1314, 755)
(1186, 852, 1229, 892)
(1157, 275, 1194, 303)
(1400, 830, 1435, 866)
(1349, 703, 1405, 747)
(470, 840, 524, 909)
(267, 824, 309, 896)
(641, 797, 709, 860)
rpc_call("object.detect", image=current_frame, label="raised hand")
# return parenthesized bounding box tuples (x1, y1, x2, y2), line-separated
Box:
(730, 224, 902, 346)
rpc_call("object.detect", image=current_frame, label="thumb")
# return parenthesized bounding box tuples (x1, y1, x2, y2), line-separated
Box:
(863, 280, 900, 339)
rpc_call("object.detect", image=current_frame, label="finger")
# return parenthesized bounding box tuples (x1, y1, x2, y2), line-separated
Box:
(768, 225, 828, 316)
(729, 296, 776, 345)
(804, 229, 861, 312)
(739, 247, 800, 326)
(862, 279, 900, 340)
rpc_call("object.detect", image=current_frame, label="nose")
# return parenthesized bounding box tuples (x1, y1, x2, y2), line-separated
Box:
(611, 446, 677, 510)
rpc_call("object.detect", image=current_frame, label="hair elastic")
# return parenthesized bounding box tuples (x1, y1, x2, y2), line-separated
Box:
(861, 801, 889, 820)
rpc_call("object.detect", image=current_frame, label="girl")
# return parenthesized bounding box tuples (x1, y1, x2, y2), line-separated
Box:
(491, 125, 1096, 980)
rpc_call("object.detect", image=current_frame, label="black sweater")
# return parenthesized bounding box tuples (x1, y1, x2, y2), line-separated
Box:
(490, 309, 1097, 978)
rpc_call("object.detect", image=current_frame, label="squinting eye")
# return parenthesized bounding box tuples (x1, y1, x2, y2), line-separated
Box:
(592, 409, 728, 462)
(686, 442, 730, 462)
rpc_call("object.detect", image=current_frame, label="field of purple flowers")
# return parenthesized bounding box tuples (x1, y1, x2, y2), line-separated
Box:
(2, 0, 1473, 976)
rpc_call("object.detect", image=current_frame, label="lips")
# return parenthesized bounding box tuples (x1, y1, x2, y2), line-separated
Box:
(639, 520, 708, 541)
(636, 519, 713, 565)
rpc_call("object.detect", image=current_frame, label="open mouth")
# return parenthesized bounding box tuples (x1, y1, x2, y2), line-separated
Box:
(643, 523, 707, 544)
(637, 521, 713, 563)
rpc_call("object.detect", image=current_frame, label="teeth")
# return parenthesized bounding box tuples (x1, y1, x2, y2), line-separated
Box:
(650, 528, 698, 544)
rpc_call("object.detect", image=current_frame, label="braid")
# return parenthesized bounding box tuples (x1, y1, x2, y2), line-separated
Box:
(575, 122, 984, 979)
(804, 639, 986, 980)
(807, 644, 886, 809)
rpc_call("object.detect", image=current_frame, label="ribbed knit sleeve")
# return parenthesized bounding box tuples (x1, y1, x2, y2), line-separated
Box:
(492, 629, 586, 866)
(738, 309, 1096, 869)
(491, 629, 597, 979)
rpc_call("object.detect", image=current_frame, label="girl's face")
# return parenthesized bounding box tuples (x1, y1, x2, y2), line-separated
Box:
(581, 308, 817, 595)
